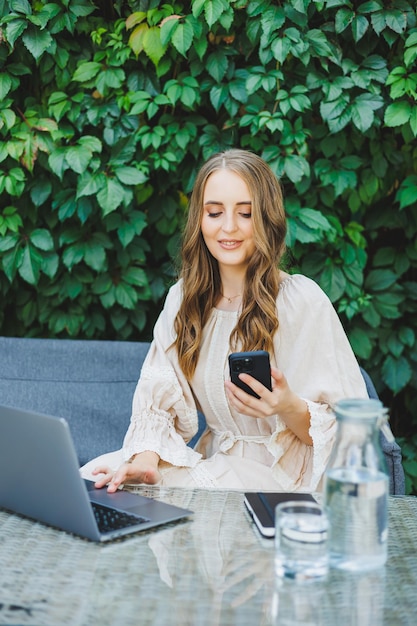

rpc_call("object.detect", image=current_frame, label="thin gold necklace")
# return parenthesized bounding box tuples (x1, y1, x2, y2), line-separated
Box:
(221, 293, 242, 304)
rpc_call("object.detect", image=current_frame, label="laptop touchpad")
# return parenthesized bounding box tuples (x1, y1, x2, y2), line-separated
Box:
(88, 486, 150, 510)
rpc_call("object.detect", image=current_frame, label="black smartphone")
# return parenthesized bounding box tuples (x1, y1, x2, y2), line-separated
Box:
(228, 350, 271, 398)
(244, 492, 317, 538)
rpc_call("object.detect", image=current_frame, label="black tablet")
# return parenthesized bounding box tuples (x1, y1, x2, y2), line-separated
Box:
(244, 492, 317, 538)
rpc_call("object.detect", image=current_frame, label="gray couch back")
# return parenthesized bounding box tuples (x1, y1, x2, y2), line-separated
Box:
(0, 337, 149, 466)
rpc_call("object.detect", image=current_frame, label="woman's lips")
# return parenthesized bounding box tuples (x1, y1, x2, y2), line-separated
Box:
(218, 240, 242, 249)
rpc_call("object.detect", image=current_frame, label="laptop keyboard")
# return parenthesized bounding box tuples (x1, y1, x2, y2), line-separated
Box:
(92, 502, 149, 534)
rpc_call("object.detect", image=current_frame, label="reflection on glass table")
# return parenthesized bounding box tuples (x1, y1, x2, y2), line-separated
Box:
(0, 488, 416, 626)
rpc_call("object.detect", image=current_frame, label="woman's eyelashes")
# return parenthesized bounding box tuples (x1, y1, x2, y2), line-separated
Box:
(207, 211, 252, 219)
(205, 203, 252, 219)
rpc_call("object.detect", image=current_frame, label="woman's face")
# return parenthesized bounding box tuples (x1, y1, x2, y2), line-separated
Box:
(201, 169, 256, 273)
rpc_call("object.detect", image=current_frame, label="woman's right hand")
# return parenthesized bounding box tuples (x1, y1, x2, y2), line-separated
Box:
(92, 450, 162, 493)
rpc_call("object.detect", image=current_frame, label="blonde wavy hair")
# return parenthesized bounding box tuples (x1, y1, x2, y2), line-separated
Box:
(174, 149, 287, 380)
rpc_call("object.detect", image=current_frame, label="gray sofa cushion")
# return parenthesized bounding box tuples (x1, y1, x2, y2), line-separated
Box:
(360, 367, 405, 495)
(0, 337, 149, 466)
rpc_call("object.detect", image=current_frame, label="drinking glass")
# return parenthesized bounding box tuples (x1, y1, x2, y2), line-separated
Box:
(275, 500, 329, 582)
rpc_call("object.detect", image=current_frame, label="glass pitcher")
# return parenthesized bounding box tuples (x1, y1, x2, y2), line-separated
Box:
(323, 398, 391, 572)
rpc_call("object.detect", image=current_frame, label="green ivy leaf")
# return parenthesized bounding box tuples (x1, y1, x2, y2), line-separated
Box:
(9, 0, 32, 15)
(30, 229, 54, 251)
(72, 61, 102, 83)
(0, 206, 23, 235)
(22, 25, 53, 60)
(30, 179, 52, 206)
(18, 244, 42, 285)
(0, 73, 12, 100)
(408, 107, 417, 136)
(298, 208, 333, 231)
(206, 50, 228, 82)
(41, 253, 59, 279)
(351, 15, 369, 42)
(62, 243, 84, 269)
(117, 224, 136, 247)
(96, 67, 125, 93)
(192, 0, 206, 18)
(204, 0, 226, 28)
(399, 327, 415, 348)
(0, 108, 16, 130)
(115, 283, 137, 309)
(349, 327, 373, 359)
(320, 264, 347, 301)
(404, 32, 417, 68)
(351, 99, 375, 132)
(2, 245, 23, 282)
(69, 2, 95, 18)
(0, 234, 19, 252)
(171, 21, 194, 57)
(92, 274, 113, 295)
(305, 30, 334, 57)
(123, 267, 148, 287)
(384, 101, 414, 127)
(128, 22, 148, 56)
(159, 16, 180, 46)
(271, 35, 292, 64)
(320, 94, 350, 123)
(114, 166, 148, 186)
(382, 355, 412, 393)
(335, 8, 354, 33)
(65, 146, 93, 174)
(362, 302, 381, 327)
(387, 334, 404, 358)
(370, 10, 386, 35)
(385, 9, 407, 34)
(77, 171, 104, 199)
(143, 26, 166, 66)
(97, 178, 125, 215)
(84, 244, 106, 271)
(48, 148, 67, 180)
(78, 136, 102, 153)
(395, 175, 417, 209)
(365, 269, 398, 291)
(4, 19, 27, 47)
(373, 293, 403, 318)
(210, 84, 228, 112)
(283, 155, 310, 183)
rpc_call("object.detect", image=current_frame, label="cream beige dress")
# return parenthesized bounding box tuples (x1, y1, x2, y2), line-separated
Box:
(81, 274, 367, 491)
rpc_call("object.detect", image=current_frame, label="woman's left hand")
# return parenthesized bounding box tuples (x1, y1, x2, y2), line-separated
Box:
(225, 366, 312, 445)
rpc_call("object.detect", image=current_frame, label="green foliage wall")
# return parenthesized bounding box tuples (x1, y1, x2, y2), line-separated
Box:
(1, 1, 416, 488)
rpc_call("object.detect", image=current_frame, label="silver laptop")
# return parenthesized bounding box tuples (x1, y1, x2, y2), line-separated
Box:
(0, 404, 192, 542)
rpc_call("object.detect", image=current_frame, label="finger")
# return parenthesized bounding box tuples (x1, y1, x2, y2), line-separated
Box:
(225, 382, 253, 407)
(107, 466, 128, 493)
(92, 466, 113, 489)
(94, 473, 113, 489)
(226, 385, 267, 418)
(236, 373, 270, 399)
(225, 378, 260, 401)
(270, 367, 285, 386)
(92, 465, 112, 476)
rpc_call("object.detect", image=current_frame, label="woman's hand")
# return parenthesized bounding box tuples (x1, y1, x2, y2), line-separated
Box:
(92, 450, 162, 493)
(225, 366, 312, 445)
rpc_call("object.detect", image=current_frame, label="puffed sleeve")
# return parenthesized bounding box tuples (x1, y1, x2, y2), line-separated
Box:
(122, 281, 202, 468)
(267, 274, 368, 492)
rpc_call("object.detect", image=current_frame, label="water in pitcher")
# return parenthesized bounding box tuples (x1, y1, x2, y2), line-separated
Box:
(325, 466, 388, 572)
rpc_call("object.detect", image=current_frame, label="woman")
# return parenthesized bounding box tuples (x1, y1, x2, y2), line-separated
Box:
(81, 149, 367, 492)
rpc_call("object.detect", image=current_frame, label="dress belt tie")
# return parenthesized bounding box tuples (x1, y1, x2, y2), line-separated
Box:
(213, 430, 270, 453)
